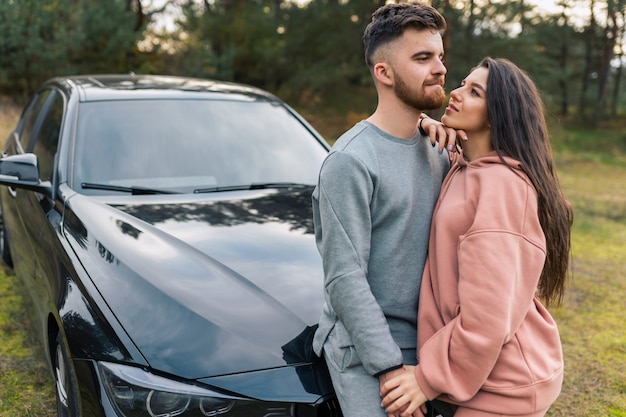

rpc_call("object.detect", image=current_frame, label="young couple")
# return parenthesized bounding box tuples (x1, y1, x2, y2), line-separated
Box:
(311, 2, 573, 417)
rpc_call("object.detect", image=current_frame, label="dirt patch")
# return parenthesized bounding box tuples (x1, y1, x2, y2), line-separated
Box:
(0, 95, 22, 143)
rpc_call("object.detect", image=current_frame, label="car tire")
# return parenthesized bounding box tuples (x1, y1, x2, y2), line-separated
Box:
(54, 333, 80, 417)
(0, 211, 13, 267)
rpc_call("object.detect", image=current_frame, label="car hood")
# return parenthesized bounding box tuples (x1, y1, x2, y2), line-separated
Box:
(63, 188, 325, 380)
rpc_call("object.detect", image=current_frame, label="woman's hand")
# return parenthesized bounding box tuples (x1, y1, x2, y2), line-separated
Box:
(380, 365, 428, 417)
(419, 114, 467, 154)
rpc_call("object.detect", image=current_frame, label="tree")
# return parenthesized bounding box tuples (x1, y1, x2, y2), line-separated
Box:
(1, 0, 623, 120)
(0, 0, 79, 91)
(71, 0, 143, 74)
(278, 0, 380, 106)
(170, 0, 290, 89)
(609, 3, 625, 117)
(593, 0, 619, 124)
(166, 0, 383, 112)
(528, 3, 582, 117)
(554, 2, 572, 116)
(0, 0, 145, 94)
(578, 0, 598, 119)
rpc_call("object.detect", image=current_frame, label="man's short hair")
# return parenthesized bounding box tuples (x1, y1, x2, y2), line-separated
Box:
(363, 2, 447, 69)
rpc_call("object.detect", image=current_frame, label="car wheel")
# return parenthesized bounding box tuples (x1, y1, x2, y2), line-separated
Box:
(54, 333, 80, 417)
(0, 211, 12, 267)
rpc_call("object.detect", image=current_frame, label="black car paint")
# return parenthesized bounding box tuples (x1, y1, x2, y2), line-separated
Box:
(0, 75, 339, 416)
(63, 189, 322, 379)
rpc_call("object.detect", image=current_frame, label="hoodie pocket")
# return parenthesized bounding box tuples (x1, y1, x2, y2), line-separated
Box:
(326, 322, 362, 371)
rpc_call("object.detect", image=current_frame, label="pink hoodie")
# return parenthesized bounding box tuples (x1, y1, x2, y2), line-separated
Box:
(414, 152, 563, 414)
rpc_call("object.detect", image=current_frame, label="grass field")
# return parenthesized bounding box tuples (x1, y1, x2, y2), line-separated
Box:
(0, 266, 56, 416)
(546, 123, 626, 417)
(0, 95, 625, 416)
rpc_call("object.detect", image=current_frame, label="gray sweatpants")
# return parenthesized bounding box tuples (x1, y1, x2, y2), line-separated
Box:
(322, 335, 417, 417)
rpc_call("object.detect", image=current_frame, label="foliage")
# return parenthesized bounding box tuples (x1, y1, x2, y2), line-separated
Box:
(71, 0, 143, 74)
(546, 129, 626, 416)
(0, 0, 624, 125)
(275, 0, 380, 105)
(177, 0, 290, 89)
(0, 0, 143, 93)
(0, 0, 77, 91)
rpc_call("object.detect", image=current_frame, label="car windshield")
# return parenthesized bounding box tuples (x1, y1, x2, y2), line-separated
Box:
(72, 98, 328, 195)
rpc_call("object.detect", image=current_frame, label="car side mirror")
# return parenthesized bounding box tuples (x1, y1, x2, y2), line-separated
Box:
(0, 153, 40, 181)
(0, 153, 52, 197)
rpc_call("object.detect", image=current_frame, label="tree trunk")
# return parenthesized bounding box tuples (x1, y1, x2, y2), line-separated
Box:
(609, 7, 625, 118)
(578, 0, 596, 119)
(593, 0, 617, 126)
(127, 0, 144, 32)
(558, 5, 570, 116)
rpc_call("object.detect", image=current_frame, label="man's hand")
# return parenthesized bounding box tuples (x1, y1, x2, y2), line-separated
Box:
(419, 114, 467, 154)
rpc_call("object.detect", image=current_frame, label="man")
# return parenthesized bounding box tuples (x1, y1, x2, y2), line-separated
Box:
(311, 2, 455, 417)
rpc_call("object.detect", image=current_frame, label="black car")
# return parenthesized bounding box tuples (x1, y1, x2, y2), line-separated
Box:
(0, 74, 341, 417)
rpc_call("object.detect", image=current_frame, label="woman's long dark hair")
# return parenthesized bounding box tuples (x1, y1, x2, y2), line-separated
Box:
(480, 57, 573, 306)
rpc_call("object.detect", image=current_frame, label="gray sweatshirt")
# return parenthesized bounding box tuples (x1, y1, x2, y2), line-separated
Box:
(312, 120, 449, 376)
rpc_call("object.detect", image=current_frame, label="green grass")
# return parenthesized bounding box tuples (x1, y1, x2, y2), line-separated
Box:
(0, 96, 624, 415)
(546, 141, 626, 416)
(0, 268, 56, 417)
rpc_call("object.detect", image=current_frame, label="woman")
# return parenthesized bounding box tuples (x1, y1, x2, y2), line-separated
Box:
(381, 57, 573, 417)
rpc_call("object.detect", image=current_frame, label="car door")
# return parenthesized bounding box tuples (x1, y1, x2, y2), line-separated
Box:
(9, 87, 65, 341)
(1, 89, 55, 270)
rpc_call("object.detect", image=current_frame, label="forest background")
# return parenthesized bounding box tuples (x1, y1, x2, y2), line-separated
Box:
(0, 1, 625, 417)
(0, 0, 625, 138)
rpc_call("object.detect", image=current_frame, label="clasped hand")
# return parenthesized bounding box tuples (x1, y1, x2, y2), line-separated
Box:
(380, 366, 428, 417)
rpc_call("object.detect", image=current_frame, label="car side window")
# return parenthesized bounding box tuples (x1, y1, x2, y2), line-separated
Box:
(17, 89, 54, 152)
(31, 91, 64, 183)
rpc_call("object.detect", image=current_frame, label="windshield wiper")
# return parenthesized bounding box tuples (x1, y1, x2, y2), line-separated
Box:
(81, 182, 178, 195)
(194, 182, 311, 194)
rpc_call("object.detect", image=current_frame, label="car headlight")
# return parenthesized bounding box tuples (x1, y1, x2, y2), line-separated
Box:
(98, 362, 297, 417)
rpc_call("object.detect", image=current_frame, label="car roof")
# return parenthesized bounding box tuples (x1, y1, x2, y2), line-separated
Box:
(44, 74, 279, 102)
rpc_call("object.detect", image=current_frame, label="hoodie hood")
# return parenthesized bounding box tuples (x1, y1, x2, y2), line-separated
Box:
(456, 150, 524, 172)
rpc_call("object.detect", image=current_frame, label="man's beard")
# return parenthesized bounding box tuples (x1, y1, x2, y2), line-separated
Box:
(394, 73, 446, 111)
